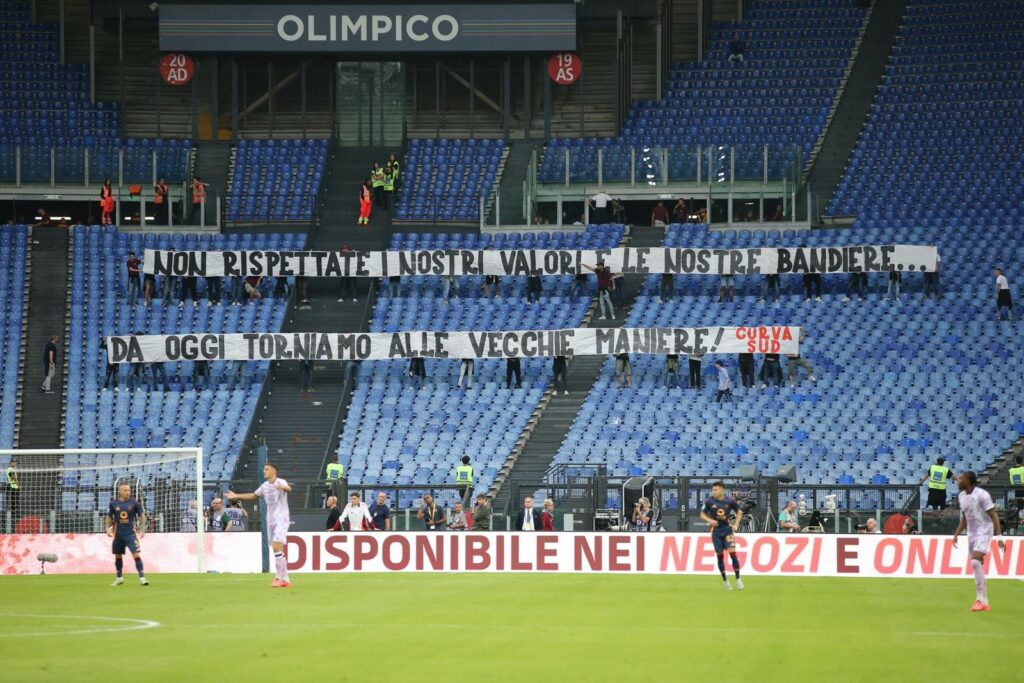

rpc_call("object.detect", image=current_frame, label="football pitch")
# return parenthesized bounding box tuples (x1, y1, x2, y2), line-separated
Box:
(1, 574, 1021, 682)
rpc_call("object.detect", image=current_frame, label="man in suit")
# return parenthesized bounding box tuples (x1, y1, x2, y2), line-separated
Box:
(515, 496, 543, 531)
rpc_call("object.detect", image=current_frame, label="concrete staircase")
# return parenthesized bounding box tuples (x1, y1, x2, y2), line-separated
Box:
(18, 228, 70, 450)
(193, 142, 231, 225)
(496, 141, 536, 226)
(670, 0, 699, 64)
(981, 438, 1024, 489)
(806, 0, 909, 221)
(491, 226, 661, 513)
(235, 148, 393, 485)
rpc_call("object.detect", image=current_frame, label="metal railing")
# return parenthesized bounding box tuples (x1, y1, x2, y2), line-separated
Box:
(0, 144, 189, 188)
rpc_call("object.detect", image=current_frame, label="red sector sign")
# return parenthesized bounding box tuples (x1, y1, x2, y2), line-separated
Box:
(159, 53, 194, 86)
(548, 52, 581, 85)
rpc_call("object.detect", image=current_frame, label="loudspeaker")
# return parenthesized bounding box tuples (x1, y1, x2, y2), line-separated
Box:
(738, 464, 759, 481)
(775, 464, 798, 483)
(622, 476, 655, 514)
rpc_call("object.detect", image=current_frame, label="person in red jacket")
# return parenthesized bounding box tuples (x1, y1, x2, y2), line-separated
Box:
(358, 179, 372, 226)
(100, 178, 115, 225)
(541, 499, 556, 531)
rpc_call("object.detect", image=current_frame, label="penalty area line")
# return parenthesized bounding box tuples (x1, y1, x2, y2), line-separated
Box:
(0, 613, 161, 638)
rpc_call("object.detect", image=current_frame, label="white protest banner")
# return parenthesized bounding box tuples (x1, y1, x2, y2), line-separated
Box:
(143, 245, 938, 278)
(106, 326, 801, 364)
(281, 532, 1024, 578)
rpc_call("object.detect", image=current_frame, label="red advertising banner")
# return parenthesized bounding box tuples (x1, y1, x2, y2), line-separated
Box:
(159, 53, 195, 85)
(548, 52, 581, 84)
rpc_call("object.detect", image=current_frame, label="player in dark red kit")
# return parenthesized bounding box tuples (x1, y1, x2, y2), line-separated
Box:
(700, 481, 744, 590)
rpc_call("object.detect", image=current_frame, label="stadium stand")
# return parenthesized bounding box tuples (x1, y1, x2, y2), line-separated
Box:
(59, 227, 305, 507)
(338, 225, 623, 507)
(225, 139, 328, 222)
(554, 222, 1023, 512)
(394, 138, 506, 222)
(539, 0, 867, 183)
(826, 0, 1024, 221)
(0, 0, 190, 184)
(0, 225, 28, 450)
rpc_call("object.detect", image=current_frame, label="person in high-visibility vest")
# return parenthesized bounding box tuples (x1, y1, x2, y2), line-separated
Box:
(382, 164, 396, 212)
(153, 177, 169, 226)
(386, 153, 401, 191)
(454, 456, 474, 505)
(1009, 455, 1024, 498)
(188, 175, 210, 225)
(919, 457, 955, 509)
(370, 162, 386, 209)
(5, 457, 19, 518)
(325, 456, 345, 481)
(358, 179, 373, 226)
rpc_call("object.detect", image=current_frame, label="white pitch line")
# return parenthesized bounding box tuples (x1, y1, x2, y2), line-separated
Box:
(0, 613, 161, 638)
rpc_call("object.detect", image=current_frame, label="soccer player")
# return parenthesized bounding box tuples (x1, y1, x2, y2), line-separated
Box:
(952, 471, 1006, 612)
(700, 482, 744, 590)
(227, 463, 293, 587)
(107, 482, 149, 586)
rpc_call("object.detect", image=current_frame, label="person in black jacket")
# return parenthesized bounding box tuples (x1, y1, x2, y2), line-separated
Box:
(515, 497, 543, 531)
(505, 357, 522, 389)
(552, 356, 568, 395)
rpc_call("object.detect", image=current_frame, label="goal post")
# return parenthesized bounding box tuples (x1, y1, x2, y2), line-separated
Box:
(0, 447, 206, 573)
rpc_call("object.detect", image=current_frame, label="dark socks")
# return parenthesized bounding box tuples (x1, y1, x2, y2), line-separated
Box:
(115, 557, 124, 577)
(730, 552, 741, 579)
(135, 557, 145, 577)
(716, 553, 727, 580)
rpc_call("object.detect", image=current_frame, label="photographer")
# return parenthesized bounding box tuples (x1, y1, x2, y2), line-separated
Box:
(857, 518, 882, 534)
(632, 497, 655, 532)
(777, 500, 800, 532)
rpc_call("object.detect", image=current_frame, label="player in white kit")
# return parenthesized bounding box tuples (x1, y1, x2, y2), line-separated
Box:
(227, 463, 293, 588)
(952, 471, 1005, 612)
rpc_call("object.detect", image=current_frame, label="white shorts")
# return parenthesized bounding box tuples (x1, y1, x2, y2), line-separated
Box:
(968, 534, 992, 555)
(268, 522, 289, 545)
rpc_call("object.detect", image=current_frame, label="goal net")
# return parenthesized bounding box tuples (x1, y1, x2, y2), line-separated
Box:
(0, 448, 207, 571)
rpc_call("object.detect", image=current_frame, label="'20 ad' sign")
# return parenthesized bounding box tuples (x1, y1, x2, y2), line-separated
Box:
(160, 53, 194, 86)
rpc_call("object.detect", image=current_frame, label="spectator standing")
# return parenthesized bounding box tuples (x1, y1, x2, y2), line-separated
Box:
(541, 499, 556, 531)
(614, 353, 632, 389)
(32, 208, 52, 227)
(571, 267, 589, 298)
(143, 268, 156, 306)
(408, 357, 426, 385)
(687, 352, 703, 391)
(778, 500, 800, 532)
(245, 275, 263, 302)
(441, 273, 459, 303)
(760, 273, 780, 303)
(324, 496, 341, 531)
(729, 33, 745, 63)
(553, 355, 569, 395)
(417, 493, 446, 531)
(100, 178, 115, 226)
(153, 177, 169, 225)
(995, 268, 1013, 321)
(651, 201, 669, 228)
(149, 361, 168, 391)
(103, 349, 119, 390)
(515, 497, 542, 531)
(180, 274, 198, 307)
(759, 352, 783, 388)
(526, 273, 543, 304)
(369, 492, 391, 531)
(456, 358, 474, 389)
(337, 244, 357, 302)
(718, 274, 735, 302)
(671, 198, 688, 223)
(590, 191, 613, 224)
(714, 360, 733, 403)
(447, 502, 469, 531)
(472, 494, 492, 531)
(803, 272, 822, 301)
(665, 354, 680, 389)
(612, 269, 626, 308)
(658, 273, 674, 302)
(128, 361, 147, 392)
(388, 275, 401, 298)
(192, 360, 210, 390)
(843, 272, 868, 301)
(738, 353, 755, 389)
(923, 253, 941, 300)
(41, 335, 59, 394)
(206, 274, 222, 305)
(786, 333, 816, 387)
(885, 269, 902, 301)
(125, 251, 141, 304)
(505, 357, 522, 389)
(483, 274, 501, 298)
(188, 176, 209, 224)
(161, 248, 178, 304)
(584, 261, 615, 320)
(299, 359, 314, 392)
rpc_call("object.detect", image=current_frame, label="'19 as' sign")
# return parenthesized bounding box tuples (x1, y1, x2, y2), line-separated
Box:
(159, 53, 194, 86)
(548, 52, 582, 85)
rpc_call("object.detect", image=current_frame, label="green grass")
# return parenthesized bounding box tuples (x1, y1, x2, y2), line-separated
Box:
(1, 574, 1022, 682)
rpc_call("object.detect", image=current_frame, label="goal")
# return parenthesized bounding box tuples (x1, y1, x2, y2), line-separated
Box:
(0, 447, 207, 572)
